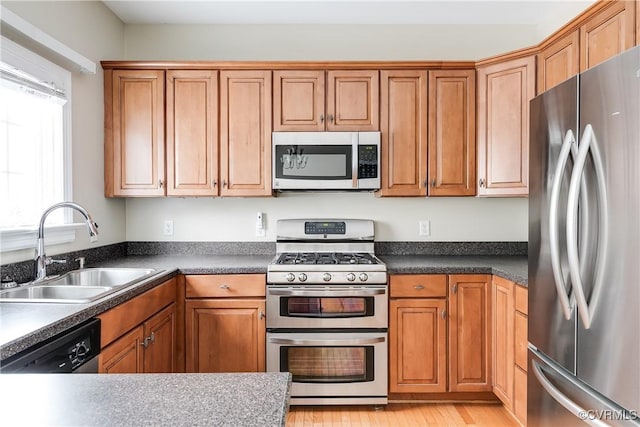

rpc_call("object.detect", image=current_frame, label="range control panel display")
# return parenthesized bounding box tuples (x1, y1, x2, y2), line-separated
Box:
(305, 221, 346, 235)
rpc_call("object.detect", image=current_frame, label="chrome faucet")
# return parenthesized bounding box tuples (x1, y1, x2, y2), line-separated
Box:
(34, 202, 99, 283)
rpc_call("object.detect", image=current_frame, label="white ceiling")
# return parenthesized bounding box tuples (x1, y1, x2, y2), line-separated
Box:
(103, 0, 597, 27)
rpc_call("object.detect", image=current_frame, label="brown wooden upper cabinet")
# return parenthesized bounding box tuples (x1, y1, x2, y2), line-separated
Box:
(273, 70, 379, 131)
(220, 70, 273, 196)
(104, 69, 165, 197)
(427, 69, 476, 196)
(476, 55, 535, 197)
(537, 30, 579, 94)
(378, 70, 428, 197)
(166, 70, 218, 196)
(580, 0, 636, 72)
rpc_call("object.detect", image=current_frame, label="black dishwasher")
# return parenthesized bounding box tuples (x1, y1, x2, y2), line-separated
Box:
(0, 318, 101, 373)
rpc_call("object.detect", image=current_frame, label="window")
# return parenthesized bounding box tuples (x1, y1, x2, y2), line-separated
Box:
(0, 36, 72, 251)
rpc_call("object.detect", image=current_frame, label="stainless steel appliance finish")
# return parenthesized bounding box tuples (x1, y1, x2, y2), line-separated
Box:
(266, 218, 388, 405)
(272, 132, 380, 191)
(0, 318, 101, 373)
(529, 46, 640, 426)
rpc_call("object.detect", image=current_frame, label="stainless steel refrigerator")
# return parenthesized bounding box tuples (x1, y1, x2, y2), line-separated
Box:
(529, 46, 640, 426)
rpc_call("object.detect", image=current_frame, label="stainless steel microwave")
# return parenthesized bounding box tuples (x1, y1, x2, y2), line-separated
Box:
(272, 132, 381, 191)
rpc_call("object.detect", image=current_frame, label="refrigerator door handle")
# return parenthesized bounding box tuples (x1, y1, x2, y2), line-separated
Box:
(549, 129, 577, 320)
(531, 358, 610, 427)
(566, 124, 609, 329)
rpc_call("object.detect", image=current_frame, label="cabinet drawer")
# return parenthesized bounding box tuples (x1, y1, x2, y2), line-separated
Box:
(514, 311, 528, 371)
(515, 285, 528, 315)
(390, 275, 447, 298)
(185, 274, 266, 298)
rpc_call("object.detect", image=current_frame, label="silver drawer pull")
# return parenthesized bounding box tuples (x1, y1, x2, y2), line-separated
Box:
(414, 285, 425, 290)
(219, 284, 230, 290)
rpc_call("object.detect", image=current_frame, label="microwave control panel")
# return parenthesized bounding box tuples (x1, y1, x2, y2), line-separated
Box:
(358, 145, 378, 179)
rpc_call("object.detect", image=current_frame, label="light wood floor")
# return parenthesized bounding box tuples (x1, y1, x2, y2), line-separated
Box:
(287, 403, 520, 426)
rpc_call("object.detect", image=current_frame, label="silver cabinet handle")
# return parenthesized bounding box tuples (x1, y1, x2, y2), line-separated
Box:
(222, 180, 227, 188)
(148, 332, 155, 344)
(268, 288, 385, 297)
(141, 337, 149, 348)
(328, 114, 334, 123)
(479, 178, 485, 187)
(414, 285, 424, 290)
(212, 180, 217, 188)
(219, 284, 230, 290)
(566, 124, 608, 329)
(431, 180, 436, 187)
(269, 337, 385, 346)
(320, 114, 324, 123)
(441, 309, 447, 319)
(259, 311, 265, 320)
(531, 358, 609, 427)
(159, 179, 164, 188)
(451, 284, 457, 294)
(548, 129, 577, 321)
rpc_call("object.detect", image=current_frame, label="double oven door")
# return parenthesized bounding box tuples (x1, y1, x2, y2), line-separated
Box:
(266, 284, 388, 404)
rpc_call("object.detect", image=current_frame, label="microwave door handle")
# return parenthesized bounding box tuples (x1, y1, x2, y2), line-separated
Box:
(352, 139, 358, 188)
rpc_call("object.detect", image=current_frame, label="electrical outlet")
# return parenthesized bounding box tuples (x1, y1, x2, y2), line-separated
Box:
(163, 220, 174, 236)
(419, 220, 430, 236)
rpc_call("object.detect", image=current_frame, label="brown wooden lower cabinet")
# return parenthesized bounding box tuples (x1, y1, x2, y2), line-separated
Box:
(492, 276, 515, 407)
(184, 274, 266, 373)
(98, 278, 177, 374)
(448, 274, 492, 392)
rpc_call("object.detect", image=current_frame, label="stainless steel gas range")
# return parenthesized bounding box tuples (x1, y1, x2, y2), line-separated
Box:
(266, 219, 388, 405)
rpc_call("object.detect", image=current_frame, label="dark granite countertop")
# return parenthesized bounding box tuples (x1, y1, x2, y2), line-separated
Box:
(0, 372, 291, 426)
(1, 253, 527, 360)
(380, 255, 528, 287)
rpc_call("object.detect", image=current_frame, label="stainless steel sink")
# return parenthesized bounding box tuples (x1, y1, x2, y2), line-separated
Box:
(0, 268, 159, 303)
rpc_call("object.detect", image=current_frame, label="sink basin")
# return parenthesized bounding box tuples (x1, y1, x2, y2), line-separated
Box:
(0, 285, 115, 303)
(0, 268, 159, 303)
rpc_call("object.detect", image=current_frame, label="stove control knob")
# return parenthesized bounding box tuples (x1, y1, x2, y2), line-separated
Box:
(346, 273, 356, 282)
(359, 273, 369, 282)
(322, 273, 332, 282)
(298, 273, 307, 282)
(286, 273, 295, 282)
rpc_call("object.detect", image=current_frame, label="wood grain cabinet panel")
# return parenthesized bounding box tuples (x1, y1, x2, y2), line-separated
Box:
(427, 70, 476, 196)
(580, 0, 636, 71)
(477, 56, 535, 197)
(492, 276, 514, 408)
(220, 70, 272, 196)
(448, 275, 492, 392)
(379, 70, 428, 196)
(538, 30, 579, 93)
(105, 69, 165, 197)
(274, 69, 379, 131)
(389, 298, 447, 393)
(99, 326, 145, 373)
(166, 70, 218, 196)
(143, 303, 177, 373)
(185, 299, 266, 373)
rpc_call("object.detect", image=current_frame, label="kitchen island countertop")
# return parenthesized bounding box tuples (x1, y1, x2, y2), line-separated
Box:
(0, 372, 291, 427)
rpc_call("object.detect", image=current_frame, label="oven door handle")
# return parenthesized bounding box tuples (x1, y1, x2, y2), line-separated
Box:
(268, 337, 386, 346)
(268, 288, 386, 297)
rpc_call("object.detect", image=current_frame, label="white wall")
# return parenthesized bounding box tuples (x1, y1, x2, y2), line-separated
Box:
(123, 21, 532, 242)
(1, 1, 126, 264)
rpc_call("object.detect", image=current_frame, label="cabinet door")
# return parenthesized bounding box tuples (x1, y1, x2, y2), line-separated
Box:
(185, 299, 266, 373)
(492, 276, 514, 407)
(166, 70, 218, 196)
(580, 1, 635, 71)
(477, 56, 535, 197)
(379, 70, 428, 196)
(273, 70, 325, 131)
(326, 70, 379, 131)
(538, 30, 579, 93)
(99, 326, 145, 374)
(448, 275, 491, 392)
(389, 298, 447, 393)
(427, 70, 476, 196)
(105, 69, 165, 197)
(220, 71, 272, 196)
(143, 303, 176, 373)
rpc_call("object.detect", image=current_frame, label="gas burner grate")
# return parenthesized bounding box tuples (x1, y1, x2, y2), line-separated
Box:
(276, 252, 380, 265)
